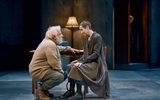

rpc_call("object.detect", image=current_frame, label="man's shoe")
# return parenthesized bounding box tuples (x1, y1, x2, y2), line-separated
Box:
(59, 90, 75, 99)
(44, 90, 54, 98)
(38, 82, 53, 98)
(37, 88, 50, 100)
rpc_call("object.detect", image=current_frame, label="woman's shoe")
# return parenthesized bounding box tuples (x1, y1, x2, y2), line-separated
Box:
(59, 90, 75, 99)
(70, 92, 84, 99)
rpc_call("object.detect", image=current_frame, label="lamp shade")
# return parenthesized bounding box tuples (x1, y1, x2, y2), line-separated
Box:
(66, 16, 79, 28)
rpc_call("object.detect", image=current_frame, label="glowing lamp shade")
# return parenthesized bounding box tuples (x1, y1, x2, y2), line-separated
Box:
(66, 16, 79, 28)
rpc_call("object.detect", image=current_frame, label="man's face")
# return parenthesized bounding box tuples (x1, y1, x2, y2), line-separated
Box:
(80, 26, 86, 34)
(79, 26, 89, 36)
(54, 31, 63, 45)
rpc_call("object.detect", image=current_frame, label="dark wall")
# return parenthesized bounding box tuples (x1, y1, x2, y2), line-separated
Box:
(149, 0, 160, 68)
(0, 0, 41, 70)
(0, 0, 25, 70)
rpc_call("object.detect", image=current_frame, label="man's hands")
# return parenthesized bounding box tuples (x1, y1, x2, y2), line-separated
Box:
(69, 47, 83, 54)
(71, 60, 79, 64)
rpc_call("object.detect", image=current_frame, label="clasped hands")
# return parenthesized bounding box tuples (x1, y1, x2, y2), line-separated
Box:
(70, 60, 82, 67)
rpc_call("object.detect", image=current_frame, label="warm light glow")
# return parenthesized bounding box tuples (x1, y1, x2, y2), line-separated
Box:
(66, 16, 79, 28)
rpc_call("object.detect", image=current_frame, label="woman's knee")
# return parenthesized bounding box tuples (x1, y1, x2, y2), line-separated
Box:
(70, 65, 78, 72)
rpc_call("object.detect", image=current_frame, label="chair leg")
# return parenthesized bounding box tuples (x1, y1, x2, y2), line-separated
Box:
(83, 85, 88, 97)
(32, 79, 38, 95)
(32, 79, 35, 94)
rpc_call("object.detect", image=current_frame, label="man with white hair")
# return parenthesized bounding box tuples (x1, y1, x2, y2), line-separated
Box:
(29, 26, 79, 99)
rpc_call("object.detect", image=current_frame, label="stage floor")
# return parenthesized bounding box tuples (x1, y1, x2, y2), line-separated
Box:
(0, 68, 160, 100)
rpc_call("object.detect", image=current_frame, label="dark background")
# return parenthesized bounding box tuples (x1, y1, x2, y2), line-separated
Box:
(0, 0, 159, 70)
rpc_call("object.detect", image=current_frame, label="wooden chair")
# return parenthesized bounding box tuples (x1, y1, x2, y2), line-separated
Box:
(32, 79, 37, 95)
(30, 50, 38, 95)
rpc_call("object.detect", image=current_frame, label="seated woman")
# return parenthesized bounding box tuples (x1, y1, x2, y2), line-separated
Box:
(60, 21, 110, 99)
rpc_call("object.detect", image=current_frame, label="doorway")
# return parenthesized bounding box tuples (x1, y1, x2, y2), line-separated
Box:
(129, 0, 148, 63)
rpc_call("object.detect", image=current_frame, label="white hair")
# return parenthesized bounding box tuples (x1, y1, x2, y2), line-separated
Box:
(45, 25, 61, 39)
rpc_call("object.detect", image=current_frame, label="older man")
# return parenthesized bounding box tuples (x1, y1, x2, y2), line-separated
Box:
(29, 26, 79, 99)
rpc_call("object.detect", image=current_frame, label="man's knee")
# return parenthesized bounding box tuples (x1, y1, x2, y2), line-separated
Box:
(54, 73, 64, 83)
(48, 73, 64, 88)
